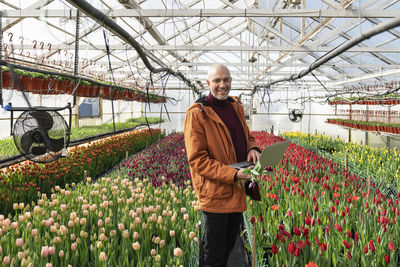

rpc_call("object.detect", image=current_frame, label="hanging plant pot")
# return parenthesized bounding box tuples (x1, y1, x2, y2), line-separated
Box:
(90, 85, 101, 97)
(39, 78, 52, 94)
(100, 86, 111, 99)
(54, 80, 67, 94)
(27, 77, 45, 93)
(123, 90, 130, 100)
(14, 76, 31, 91)
(111, 89, 121, 100)
(1, 71, 13, 88)
(64, 81, 74, 95)
(79, 85, 91, 97)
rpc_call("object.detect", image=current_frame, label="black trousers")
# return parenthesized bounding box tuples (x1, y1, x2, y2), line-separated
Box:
(202, 211, 242, 267)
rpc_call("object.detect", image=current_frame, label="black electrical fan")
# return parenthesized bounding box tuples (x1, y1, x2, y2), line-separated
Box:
(13, 110, 70, 163)
(289, 109, 303, 123)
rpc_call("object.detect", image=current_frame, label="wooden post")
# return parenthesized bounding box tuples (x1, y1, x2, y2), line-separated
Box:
(83, 170, 87, 183)
(126, 150, 129, 160)
(252, 223, 256, 267)
(345, 154, 348, 169)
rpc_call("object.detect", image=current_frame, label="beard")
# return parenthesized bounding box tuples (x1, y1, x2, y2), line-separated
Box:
(211, 89, 229, 100)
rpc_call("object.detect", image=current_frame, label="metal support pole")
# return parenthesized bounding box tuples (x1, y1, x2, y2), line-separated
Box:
(73, 10, 80, 108)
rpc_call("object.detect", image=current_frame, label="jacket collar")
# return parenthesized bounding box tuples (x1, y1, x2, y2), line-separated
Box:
(195, 96, 235, 106)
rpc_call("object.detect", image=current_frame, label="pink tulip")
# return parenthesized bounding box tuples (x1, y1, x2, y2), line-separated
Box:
(41, 246, 49, 257)
(3, 256, 10, 265)
(15, 238, 24, 247)
(174, 247, 183, 257)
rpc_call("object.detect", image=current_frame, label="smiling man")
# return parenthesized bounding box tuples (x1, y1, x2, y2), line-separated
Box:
(184, 64, 261, 267)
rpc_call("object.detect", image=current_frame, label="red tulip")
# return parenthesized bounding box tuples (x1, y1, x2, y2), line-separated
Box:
(303, 228, 309, 236)
(385, 255, 390, 263)
(319, 243, 327, 251)
(388, 242, 395, 251)
(305, 216, 311, 225)
(271, 244, 278, 254)
(347, 251, 352, 260)
(354, 232, 359, 242)
(369, 240, 375, 252)
(344, 240, 351, 249)
(346, 230, 352, 239)
(293, 227, 301, 236)
(364, 245, 368, 254)
(294, 247, 299, 257)
(334, 224, 343, 232)
(288, 242, 295, 254)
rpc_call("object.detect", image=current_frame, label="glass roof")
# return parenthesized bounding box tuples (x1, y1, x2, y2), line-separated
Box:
(2, 0, 400, 101)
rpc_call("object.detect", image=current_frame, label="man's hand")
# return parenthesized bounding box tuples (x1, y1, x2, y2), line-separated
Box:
(247, 149, 261, 164)
(236, 168, 251, 188)
(236, 168, 251, 181)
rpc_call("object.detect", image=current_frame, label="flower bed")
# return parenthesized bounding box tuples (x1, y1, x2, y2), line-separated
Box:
(0, 174, 198, 266)
(119, 134, 191, 187)
(0, 133, 199, 266)
(0, 128, 164, 215)
(282, 131, 400, 191)
(246, 132, 399, 266)
(0, 117, 163, 160)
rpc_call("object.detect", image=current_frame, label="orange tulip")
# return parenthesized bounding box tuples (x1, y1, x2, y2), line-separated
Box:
(305, 261, 318, 267)
(271, 205, 279, 211)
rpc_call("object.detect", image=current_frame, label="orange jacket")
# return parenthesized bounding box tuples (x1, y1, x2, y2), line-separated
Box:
(184, 96, 259, 213)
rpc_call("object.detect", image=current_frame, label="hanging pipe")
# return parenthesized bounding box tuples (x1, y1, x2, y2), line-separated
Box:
(252, 16, 400, 95)
(65, 0, 199, 95)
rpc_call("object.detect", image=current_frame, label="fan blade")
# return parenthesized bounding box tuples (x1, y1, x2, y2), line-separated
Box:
(20, 130, 35, 154)
(32, 146, 47, 156)
(43, 134, 65, 152)
(30, 111, 54, 131)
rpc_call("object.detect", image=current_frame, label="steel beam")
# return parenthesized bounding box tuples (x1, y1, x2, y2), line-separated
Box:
(2, 9, 399, 18)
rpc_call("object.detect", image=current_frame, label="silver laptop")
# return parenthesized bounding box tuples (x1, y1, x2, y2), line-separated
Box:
(230, 140, 291, 170)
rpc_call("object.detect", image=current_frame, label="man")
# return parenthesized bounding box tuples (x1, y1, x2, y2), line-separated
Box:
(184, 64, 261, 267)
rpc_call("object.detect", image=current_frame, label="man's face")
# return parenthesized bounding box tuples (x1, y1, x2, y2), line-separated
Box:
(206, 67, 232, 100)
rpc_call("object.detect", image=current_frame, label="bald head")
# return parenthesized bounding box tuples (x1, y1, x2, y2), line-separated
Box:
(207, 64, 231, 81)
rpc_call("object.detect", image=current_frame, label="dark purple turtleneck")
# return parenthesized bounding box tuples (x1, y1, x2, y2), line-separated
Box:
(206, 92, 247, 162)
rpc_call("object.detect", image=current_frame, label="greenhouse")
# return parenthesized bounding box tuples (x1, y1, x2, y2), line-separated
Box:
(1, 0, 400, 266)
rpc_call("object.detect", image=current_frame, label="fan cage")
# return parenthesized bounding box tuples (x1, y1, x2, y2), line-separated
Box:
(13, 110, 70, 163)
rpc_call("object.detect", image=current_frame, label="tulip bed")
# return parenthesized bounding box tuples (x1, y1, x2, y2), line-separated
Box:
(119, 134, 191, 187)
(0, 117, 163, 160)
(0, 133, 199, 266)
(247, 132, 400, 266)
(282, 131, 400, 191)
(0, 128, 164, 215)
(2, 130, 399, 266)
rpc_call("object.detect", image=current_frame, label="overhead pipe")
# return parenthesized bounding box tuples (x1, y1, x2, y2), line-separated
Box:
(252, 16, 400, 95)
(65, 0, 199, 94)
